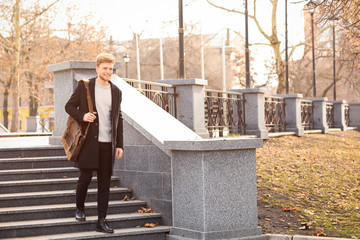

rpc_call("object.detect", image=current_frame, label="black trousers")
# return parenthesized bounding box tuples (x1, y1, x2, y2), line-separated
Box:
(76, 142, 112, 219)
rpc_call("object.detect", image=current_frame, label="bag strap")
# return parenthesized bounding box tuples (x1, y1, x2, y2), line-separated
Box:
(82, 80, 93, 136)
(83, 81, 94, 113)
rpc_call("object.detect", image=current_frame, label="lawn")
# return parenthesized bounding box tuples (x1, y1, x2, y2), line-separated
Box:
(256, 130, 360, 239)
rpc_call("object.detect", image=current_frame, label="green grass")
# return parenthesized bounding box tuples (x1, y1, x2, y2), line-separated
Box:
(256, 130, 360, 239)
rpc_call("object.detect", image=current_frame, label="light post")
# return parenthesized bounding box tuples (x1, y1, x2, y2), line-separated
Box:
(285, 0, 289, 94)
(123, 54, 130, 78)
(245, 0, 250, 88)
(329, 15, 338, 100)
(306, 0, 317, 97)
(179, 0, 185, 78)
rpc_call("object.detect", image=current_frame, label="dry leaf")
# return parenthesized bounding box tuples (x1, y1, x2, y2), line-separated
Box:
(122, 195, 130, 201)
(137, 207, 155, 213)
(314, 230, 326, 237)
(144, 223, 157, 228)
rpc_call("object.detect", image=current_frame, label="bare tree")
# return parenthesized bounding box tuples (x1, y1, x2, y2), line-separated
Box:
(0, 0, 59, 132)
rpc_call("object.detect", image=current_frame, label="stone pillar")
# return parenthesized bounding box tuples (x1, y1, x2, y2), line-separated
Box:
(26, 116, 39, 132)
(349, 103, 360, 130)
(157, 79, 208, 138)
(275, 94, 304, 136)
(231, 88, 268, 139)
(329, 100, 347, 131)
(48, 61, 120, 145)
(305, 98, 329, 133)
(164, 138, 266, 240)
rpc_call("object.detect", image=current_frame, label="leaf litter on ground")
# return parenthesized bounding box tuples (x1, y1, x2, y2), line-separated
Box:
(256, 131, 360, 239)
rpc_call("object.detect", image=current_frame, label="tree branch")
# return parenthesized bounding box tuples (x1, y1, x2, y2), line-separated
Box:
(252, 0, 271, 41)
(0, 33, 14, 52)
(250, 42, 272, 46)
(206, 0, 244, 14)
(20, 0, 60, 28)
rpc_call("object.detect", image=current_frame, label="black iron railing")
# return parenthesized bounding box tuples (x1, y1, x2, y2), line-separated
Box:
(124, 79, 177, 117)
(264, 96, 286, 132)
(326, 103, 335, 128)
(301, 100, 314, 130)
(345, 104, 350, 126)
(204, 90, 245, 138)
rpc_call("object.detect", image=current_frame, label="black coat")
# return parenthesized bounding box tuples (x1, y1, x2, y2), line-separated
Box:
(65, 78, 123, 172)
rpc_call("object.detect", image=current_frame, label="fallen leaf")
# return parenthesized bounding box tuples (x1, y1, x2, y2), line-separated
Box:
(282, 207, 297, 211)
(137, 207, 155, 213)
(314, 230, 326, 237)
(144, 223, 157, 228)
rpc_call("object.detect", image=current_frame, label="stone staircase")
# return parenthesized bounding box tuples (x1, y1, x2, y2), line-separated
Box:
(0, 146, 170, 239)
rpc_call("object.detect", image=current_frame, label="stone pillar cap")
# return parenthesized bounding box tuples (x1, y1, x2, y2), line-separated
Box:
(328, 100, 347, 104)
(275, 94, 303, 98)
(157, 78, 208, 86)
(230, 88, 266, 94)
(164, 138, 262, 151)
(48, 61, 121, 73)
(304, 97, 328, 102)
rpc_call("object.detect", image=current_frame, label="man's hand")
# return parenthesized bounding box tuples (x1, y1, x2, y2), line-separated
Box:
(115, 148, 123, 160)
(83, 112, 97, 122)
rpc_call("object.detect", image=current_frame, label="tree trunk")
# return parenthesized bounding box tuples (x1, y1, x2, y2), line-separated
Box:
(10, 0, 21, 132)
(3, 88, 9, 129)
(271, 40, 285, 94)
(28, 74, 39, 116)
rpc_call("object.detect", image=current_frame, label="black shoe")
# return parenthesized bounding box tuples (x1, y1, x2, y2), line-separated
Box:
(96, 218, 114, 233)
(75, 208, 86, 221)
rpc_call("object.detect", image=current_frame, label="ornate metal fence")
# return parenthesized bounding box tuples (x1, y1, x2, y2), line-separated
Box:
(326, 103, 334, 128)
(204, 90, 245, 138)
(124, 78, 177, 117)
(264, 96, 286, 132)
(301, 100, 314, 130)
(345, 104, 350, 126)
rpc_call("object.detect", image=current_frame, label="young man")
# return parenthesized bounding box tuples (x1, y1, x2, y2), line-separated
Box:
(65, 53, 123, 233)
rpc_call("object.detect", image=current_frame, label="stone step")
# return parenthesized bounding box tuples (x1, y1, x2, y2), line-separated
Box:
(0, 212, 163, 238)
(0, 177, 120, 193)
(0, 167, 79, 181)
(0, 146, 65, 159)
(0, 187, 132, 208)
(0, 200, 147, 222)
(1, 226, 170, 240)
(0, 156, 72, 170)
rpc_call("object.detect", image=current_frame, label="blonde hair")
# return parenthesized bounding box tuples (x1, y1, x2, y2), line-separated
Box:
(96, 53, 115, 67)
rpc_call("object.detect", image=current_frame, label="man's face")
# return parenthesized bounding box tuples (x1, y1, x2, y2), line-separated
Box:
(96, 62, 114, 82)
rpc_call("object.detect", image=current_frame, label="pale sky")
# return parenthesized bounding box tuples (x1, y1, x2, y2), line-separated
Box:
(55, 0, 307, 44)
(50, 0, 309, 84)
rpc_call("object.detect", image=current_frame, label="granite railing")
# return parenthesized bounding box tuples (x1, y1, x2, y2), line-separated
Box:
(204, 89, 245, 138)
(45, 59, 360, 142)
(121, 79, 360, 139)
